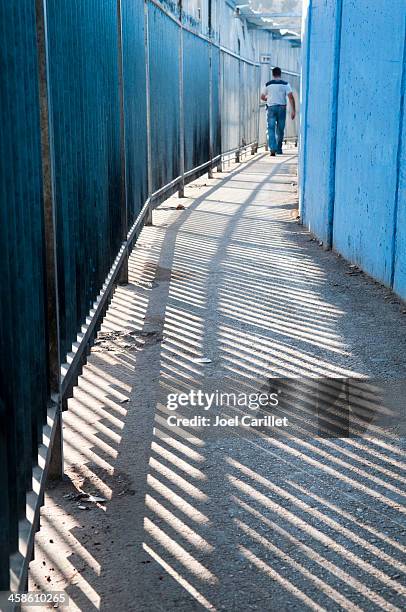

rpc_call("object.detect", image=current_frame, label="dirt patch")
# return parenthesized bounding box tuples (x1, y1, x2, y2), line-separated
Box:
(93, 329, 163, 352)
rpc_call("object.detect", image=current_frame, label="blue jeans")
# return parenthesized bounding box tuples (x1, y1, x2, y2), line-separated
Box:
(267, 105, 286, 153)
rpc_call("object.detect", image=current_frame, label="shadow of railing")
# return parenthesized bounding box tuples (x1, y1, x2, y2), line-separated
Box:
(28, 153, 406, 611)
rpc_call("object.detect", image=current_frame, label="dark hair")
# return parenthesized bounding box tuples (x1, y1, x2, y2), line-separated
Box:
(272, 66, 282, 77)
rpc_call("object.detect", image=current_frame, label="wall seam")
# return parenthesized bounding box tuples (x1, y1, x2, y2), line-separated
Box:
(327, 0, 344, 249)
(299, 0, 312, 222)
(390, 14, 406, 288)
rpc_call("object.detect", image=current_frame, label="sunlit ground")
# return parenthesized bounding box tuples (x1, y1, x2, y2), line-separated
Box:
(28, 150, 406, 612)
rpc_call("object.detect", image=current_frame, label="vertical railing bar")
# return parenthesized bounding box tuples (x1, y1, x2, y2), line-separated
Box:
(178, 1, 185, 198)
(255, 64, 261, 153)
(218, 48, 223, 172)
(236, 50, 241, 163)
(208, 0, 214, 179)
(144, 0, 153, 225)
(70, 2, 80, 340)
(35, 0, 63, 480)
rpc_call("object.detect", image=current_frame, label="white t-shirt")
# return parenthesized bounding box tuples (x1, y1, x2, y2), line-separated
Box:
(262, 79, 292, 106)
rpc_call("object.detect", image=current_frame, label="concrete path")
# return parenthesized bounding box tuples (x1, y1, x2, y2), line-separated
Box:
(29, 151, 406, 611)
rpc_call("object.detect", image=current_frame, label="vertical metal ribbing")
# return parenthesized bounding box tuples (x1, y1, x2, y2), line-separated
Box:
(236, 46, 241, 163)
(390, 14, 406, 288)
(208, 0, 214, 179)
(178, 1, 185, 197)
(255, 64, 261, 153)
(208, 43, 214, 178)
(144, 0, 153, 224)
(116, 0, 129, 284)
(35, 0, 63, 480)
(217, 41, 223, 172)
(0, 399, 8, 588)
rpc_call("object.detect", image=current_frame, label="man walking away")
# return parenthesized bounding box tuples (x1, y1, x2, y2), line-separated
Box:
(261, 67, 296, 156)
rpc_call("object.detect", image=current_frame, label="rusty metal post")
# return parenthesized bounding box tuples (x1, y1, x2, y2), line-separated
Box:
(208, 43, 214, 179)
(178, 1, 185, 197)
(144, 0, 153, 224)
(116, 0, 129, 284)
(208, 0, 214, 179)
(236, 48, 242, 163)
(35, 0, 63, 480)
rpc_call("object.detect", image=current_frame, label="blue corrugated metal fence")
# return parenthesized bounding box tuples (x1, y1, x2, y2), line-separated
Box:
(0, 0, 265, 591)
(0, 0, 49, 590)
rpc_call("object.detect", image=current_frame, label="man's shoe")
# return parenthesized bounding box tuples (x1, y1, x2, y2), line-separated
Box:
(270, 151, 276, 156)
(277, 150, 283, 155)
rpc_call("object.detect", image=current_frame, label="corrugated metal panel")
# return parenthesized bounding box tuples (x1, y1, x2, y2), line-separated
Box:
(183, 0, 210, 35)
(211, 45, 221, 157)
(221, 51, 240, 152)
(148, 1, 180, 192)
(0, 0, 49, 585)
(221, 52, 260, 153)
(281, 70, 300, 142)
(160, 0, 181, 18)
(254, 29, 301, 74)
(122, 0, 148, 225)
(218, 2, 240, 54)
(240, 61, 259, 146)
(219, 1, 255, 60)
(45, 0, 123, 360)
(183, 30, 210, 171)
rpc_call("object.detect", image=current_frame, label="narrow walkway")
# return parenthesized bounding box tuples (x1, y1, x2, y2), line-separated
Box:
(29, 152, 406, 611)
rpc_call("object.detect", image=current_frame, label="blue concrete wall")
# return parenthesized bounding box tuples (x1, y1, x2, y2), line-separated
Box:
(333, 0, 405, 285)
(393, 41, 406, 297)
(298, 0, 311, 218)
(300, 0, 406, 299)
(300, 0, 342, 244)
